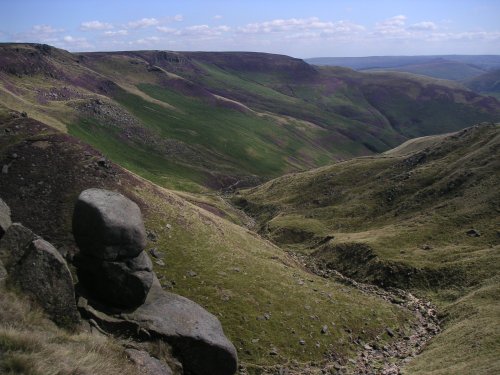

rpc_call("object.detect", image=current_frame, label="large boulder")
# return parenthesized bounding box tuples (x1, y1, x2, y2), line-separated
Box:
(0, 198, 12, 238)
(122, 279, 238, 375)
(0, 223, 37, 269)
(73, 189, 147, 260)
(76, 251, 153, 308)
(9, 239, 80, 326)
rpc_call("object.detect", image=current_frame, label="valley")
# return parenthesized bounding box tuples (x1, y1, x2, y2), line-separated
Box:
(0, 43, 499, 375)
(1, 43, 499, 192)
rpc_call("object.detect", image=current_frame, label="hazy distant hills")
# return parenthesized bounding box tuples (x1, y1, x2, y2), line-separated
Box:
(464, 68, 500, 98)
(1, 43, 499, 191)
(307, 55, 500, 82)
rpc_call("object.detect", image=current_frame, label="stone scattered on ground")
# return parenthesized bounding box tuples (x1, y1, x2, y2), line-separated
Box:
(149, 247, 163, 259)
(466, 228, 481, 237)
(287, 250, 441, 375)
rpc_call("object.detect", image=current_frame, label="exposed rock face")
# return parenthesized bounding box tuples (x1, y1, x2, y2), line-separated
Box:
(76, 251, 153, 308)
(73, 188, 237, 374)
(0, 223, 37, 268)
(73, 188, 153, 309)
(0, 231, 80, 326)
(0, 198, 12, 238)
(125, 348, 174, 375)
(11, 239, 80, 326)
(73, 188, 147, 260)
(123, 281, 238, 375)
(80, 278, 238, 375)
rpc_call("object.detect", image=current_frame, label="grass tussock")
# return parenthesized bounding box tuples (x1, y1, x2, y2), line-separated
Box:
(0, 286, 137, 375)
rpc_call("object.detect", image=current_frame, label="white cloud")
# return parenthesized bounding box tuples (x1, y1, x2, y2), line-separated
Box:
(157, 26, 176, 34)
(173, 14, 183, 22)
(130, 36, 162, 46)
(104, 29, 128, 37)
(11, 24, 64, 45)
(32, 24, 64, 34)
(127, 18, 159, 29)
(409, 21, 438, 31)
(177, 25, 231, 37)
(213, 15, 223, 20)
(80, 20, 113, 31)
(375, 15, 407, 35)
(238, 17, 364, 37)
(60, 35, 93, 50)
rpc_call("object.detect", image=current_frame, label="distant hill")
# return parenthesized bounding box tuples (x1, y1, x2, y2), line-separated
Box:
(464, 68, 500, 99)
(307, 55, 500, 81)
(364, 58, 487, 81)
(0, 43, 499, 192)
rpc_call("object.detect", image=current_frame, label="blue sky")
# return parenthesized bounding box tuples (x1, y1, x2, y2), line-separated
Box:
(1, 0, 499, 57)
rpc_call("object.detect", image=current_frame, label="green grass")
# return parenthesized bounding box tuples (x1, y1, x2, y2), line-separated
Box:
(236, 123, 500, 374)
(68, 117, 207, 192)
(136, 186, 414, 371)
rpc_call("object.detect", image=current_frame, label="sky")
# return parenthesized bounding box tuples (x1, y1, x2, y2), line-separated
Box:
(1, 0, 499, 58)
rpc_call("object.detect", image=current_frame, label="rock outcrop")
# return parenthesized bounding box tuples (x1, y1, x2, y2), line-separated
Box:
(73, 188, 147, 260)
(0, 223, 37, 269)
(126, 348, 174, 375)
(0, 198, 11, 238)
(0, 201, 79, 326)
(124, 278, 238, 375)
(9, 239, 80, 326)
(72, 188, 238, 375)
(73, 188, 153, 308)
(76, 251, 154, 308)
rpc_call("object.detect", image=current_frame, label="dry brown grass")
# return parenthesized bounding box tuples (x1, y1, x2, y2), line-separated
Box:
(0, 285, 138, 375)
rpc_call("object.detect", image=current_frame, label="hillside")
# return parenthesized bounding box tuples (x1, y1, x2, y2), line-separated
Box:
(1, 43, 499, 192)
(364, 59, 487, 81)
(464, 68, 500, 99)
(235, 123, 500, 374)
(306, 55, 500, 81)
(0, 105, 433, 374)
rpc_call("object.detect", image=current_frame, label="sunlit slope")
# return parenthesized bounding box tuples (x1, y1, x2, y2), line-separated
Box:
(1, 43, 499, 192)
(235, 123, 500, 374)
(0, 106, 413, 372)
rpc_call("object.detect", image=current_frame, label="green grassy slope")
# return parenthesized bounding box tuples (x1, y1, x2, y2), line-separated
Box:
(235, 123, 500, 374)
(0, 107, 413, 373)
(1, 44, 499, 192)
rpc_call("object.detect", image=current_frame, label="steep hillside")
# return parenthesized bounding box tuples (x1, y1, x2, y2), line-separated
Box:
(235, 123, 500, 374)
(464, 68, 500, 99)
(0, 106, 424, 374)
(1, 43, 499, 192)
